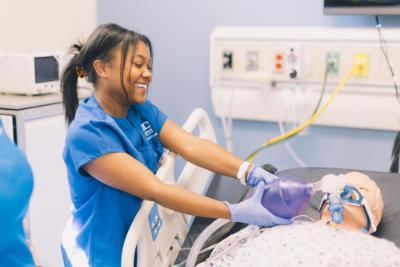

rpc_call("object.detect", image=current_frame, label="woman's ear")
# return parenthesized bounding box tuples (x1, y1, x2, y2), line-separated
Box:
(93, 59, 109, 79)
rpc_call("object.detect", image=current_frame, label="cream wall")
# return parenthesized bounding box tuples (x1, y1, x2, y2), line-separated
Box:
(0, 0, 97, 52)
(0, 1, 97, 266)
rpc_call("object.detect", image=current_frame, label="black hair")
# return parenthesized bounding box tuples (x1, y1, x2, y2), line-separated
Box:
(61, 23, 153, 125)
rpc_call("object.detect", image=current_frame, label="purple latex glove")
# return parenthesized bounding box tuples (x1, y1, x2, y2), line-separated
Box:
(247, 166, 279, 187)
(224, 183, 292, 227)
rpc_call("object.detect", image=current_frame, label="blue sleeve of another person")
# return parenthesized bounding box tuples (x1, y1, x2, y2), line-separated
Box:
(66, 121, 126, 174)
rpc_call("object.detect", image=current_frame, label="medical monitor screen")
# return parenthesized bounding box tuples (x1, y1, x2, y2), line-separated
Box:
(324, 0, 400, 15)
(34, 56, 59, 83)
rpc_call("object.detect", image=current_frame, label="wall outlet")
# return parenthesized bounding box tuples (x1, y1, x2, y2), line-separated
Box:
(222, 51, 233, 70)
(353, 53, 369, 77)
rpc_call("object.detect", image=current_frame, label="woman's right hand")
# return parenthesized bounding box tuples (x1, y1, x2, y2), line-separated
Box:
(224, 183, 292, 227)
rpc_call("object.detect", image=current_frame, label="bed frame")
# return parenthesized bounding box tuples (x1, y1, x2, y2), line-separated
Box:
(121, 108, 217, 267)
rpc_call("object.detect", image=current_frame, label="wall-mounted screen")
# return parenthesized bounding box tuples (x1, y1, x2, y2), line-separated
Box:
(324, 0, 400, 15)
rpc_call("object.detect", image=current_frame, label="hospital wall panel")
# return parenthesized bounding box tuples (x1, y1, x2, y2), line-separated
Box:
(209, 27, 400, 131)
(98, 0, 399, 172)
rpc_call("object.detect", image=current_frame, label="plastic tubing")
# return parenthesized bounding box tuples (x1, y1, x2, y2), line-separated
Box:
(328, 193, 344, 224)
(246, 66, 356, 162)
(185, 219, 230, 267)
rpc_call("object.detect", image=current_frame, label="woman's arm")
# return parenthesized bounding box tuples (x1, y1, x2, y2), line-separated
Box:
(159, 119, 245, 179)
(84, 152, 230, 219)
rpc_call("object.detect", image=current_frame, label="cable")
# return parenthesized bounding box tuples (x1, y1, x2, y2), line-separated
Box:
(173, 245, 217, 267)
(375, 15, 400, 103)
(390, 131, 400, 173)
(278, 120, 307, 167)
(376, 16, 400, 173)
(276, 64, 331, 167)
(245, 66, 356, 162)
(216, 71, 235, 153)
(200, 226, 260, 262)
(291, 214, 316, 222)
(313, 63, 330, 115)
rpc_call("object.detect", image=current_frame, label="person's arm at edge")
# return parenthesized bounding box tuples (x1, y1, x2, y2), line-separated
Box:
(159, 119, 249, 179)
(84, 153, 230, 219)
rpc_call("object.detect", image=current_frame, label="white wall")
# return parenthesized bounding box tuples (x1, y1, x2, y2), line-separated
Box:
(99, 0, 397, 172)
(0, 0, 97, 52)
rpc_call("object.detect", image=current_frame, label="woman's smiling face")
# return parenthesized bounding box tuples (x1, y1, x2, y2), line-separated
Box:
(107, 41, 153, 105)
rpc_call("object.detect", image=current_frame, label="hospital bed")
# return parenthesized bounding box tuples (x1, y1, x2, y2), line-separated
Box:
(185, 168, 400, 266)
(121, 108, 217, 267)
(121, 109, 400, 266)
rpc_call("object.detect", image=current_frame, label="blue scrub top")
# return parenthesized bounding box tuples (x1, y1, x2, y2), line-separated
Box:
(62, 95, 167, 267)
(0, 119, 35, 267)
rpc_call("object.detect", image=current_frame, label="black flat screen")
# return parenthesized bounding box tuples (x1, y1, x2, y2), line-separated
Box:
(324, 0, 400, 14)
(326, 0, 400, 7)
(34, 56, 59, 83)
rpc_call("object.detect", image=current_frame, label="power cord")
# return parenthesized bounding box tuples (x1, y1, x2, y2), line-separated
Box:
(313, 60, 331, 115)
(278, 120, 307, 167)
(173, 245, 217, 267)
(246, 65, 355, 162)
(390, 131, 400, 173)
(376, 16, 400, 173)
(375, 15, 400, 103)
(276, 62, 332, 167)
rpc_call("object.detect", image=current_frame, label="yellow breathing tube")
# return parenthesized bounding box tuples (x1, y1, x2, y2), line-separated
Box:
(245, 66, 357, 162)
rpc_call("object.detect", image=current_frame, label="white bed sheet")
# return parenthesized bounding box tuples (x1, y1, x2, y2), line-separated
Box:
(198, 221, 400, 267)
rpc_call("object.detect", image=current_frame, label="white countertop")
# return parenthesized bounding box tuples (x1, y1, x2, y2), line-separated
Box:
(0, 89, 92, 110)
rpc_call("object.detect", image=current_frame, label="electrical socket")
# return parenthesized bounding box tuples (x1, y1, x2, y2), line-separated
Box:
(326, 52, 340, 74)
(353, 53, 369, 77)
(222, 51, 233, 70)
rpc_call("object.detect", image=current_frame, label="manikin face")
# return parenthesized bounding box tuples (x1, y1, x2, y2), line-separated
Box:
(106, 41, 152, 105)
(318, 172, 384, 233)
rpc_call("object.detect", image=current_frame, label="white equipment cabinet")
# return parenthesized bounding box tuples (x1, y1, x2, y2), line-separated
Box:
(0, 114, 14, 140)
(0, 94, 70, 267)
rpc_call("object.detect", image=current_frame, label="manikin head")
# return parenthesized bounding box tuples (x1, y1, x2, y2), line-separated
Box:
(318, 172, 384, 233)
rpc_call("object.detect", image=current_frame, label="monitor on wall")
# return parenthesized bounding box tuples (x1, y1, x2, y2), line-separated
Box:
(324, 0, 400, 15)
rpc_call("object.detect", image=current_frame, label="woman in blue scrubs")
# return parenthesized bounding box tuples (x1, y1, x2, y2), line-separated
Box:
(0, 119, 35, 267)
(60, 23, 290, 267)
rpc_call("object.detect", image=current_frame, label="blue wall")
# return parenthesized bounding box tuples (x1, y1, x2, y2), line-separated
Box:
(98, 0, 399, 172)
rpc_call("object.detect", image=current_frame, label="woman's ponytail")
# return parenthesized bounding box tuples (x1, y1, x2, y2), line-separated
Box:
(61, 43, 82, 125)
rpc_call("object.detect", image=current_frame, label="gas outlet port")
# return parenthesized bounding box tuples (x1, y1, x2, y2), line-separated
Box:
(326, 52, 340, 74)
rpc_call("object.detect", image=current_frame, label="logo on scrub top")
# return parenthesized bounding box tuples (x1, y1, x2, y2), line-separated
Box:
(141, 121, 157, 140)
